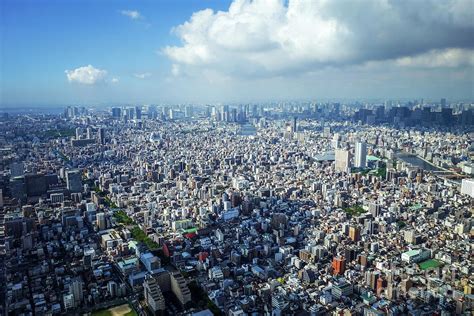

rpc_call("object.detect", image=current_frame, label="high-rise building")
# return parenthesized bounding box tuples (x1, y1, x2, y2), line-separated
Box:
(86, 127, 92, 139)
(111, 107, 122, 119)
(96, 212, 106, 230)
(460, 179, 474, 198)
(98, 128, 106, 145)
(135, 106, 142, 119)
(355, 142, 367, 168)
(332, 256, 346, 275)
(75, 127, 82, 140)
(441, 98, 447, 107)
(349, 226, 360, 242)
(335, 149, 351, 172)
(68, 278, 84, 308)
(332, 133, 340, 149)
(184, 105, 193, 118)
(66, 170, 82, 193)
(291, 117, 297, 133)
(10, 161, 24, 177)
(144, 275, 166, 315)
(170, 272, 191, 307)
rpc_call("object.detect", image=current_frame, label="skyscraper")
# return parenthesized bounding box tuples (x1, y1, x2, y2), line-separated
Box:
(144, 275, 166, 314)
(135, 106, 142, 119)
(75, 127, 82, 140)
(111, 107, 122, 119)
(335, 149, 351, 172)
(291, 117, 297, 133)
(66, 170, 82, 193)
(355, 142, 367, 168)
(332, 257, 346, 275)
(68, 278, 84, 308)
(96, 212, 106, 230)
(10, 161, 24, 177)
(98, 128, 106, 145)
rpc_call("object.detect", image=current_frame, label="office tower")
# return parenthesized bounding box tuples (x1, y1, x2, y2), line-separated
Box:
(10, 161, 24, 177)
(144, 275, 166, 314)
(111, 107, 121, 118)
(75, 127, 82, 140)
(68, 278, 84, 308)
(292, 117, 297, 133)
(184, 105, 193, 118)
(460, 179, 474, 198)
(135, 106, 142, 119)
(441, 98, 447, 107)
(10, 177, 26, 201)
(223, 105, 230, 122)
(441, 108, 453, 125)
(169, 109, 175, 120)
(25, 174, 48, 197)
(349, 226, 360, 242)
(65, 106, 75, 119)
(96, 212, 106, 230)
(332, 133, 340, 149)
(335, 149, 351, 172)
(332, 257, 346, 275)
(98, 128, 106, 145)
(355, 142, 367, 168)
(107, 281, 118, 298)
(252, 104, 258, 117)
(66, 170, 82, 193)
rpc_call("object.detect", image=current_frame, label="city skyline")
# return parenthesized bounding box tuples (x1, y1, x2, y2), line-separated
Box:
(1, 0, 473, 106)
(1, 1, 473, 315)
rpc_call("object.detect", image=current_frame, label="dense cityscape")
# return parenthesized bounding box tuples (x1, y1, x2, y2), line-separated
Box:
(0, 100, 473, 316)
(2, 0, 474, 315)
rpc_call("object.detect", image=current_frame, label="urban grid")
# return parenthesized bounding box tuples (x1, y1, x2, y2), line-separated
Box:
(1, 0, 474, 315)
(0, 101, 473, 316)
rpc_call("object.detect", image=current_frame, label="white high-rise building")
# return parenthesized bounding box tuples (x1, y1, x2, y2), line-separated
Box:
(335, 149, 351, 172)
(355, 142, 367, 168)
(96, 212, 106, 230)
(332, 133, 340, 149)
(144, 275, 166, 314)
(461, 179, 474, 198)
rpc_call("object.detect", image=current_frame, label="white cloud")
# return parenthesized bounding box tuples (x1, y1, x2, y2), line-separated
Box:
(65, 65, 107, 85)
(171, 64, 180, 77)
(395, 48, 474, 68)
(120, 10, 142, 20)
(111, 77, 119, 83)
(164, 0, 474, 78)
(134, 72, 152, 79)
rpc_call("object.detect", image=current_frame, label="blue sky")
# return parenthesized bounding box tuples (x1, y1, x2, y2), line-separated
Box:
(1, 0, 473, 106)
(1, 0, 232, 106)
